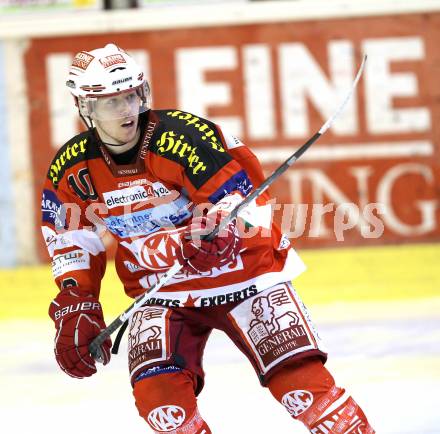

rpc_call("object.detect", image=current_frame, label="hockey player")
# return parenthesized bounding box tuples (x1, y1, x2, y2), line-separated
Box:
(42, 43, 375, 433)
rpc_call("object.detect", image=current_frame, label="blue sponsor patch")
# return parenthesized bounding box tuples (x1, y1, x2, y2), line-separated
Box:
(208, 169, 253, 204)
(41, 189, 63, 226)
(134, 365, 182, 383)
(103, 196, 192, 238)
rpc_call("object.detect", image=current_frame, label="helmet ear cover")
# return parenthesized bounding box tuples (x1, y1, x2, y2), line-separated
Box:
(71, 95, 79, 108)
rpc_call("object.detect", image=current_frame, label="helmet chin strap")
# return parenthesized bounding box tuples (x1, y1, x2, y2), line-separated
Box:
(101, 141, 130, 148)
(95, 122, 141, 154)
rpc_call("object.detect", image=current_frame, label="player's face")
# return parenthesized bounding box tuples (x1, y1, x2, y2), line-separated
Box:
(92, 90, 140, 144)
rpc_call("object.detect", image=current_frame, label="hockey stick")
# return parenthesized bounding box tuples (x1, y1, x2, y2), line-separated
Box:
(89, 55, 367, 362)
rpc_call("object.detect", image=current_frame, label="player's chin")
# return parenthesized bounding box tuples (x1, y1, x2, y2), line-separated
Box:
(117, 125, 138, 141)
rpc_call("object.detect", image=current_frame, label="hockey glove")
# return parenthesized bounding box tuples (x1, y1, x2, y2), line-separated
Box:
(176, 211, 242, 274)
(49, 289, 111, 378)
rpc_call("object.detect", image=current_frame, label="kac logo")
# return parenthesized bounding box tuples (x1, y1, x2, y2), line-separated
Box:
(140, 228, 184, 271)
(147, 405, 186, 432)
(281, 390, 314, 417)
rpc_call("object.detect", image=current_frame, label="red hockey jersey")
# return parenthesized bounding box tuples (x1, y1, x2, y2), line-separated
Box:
(41, 109, 305, 308)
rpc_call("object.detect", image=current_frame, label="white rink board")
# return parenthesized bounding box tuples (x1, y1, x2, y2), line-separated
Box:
(1, 0, 440, 39)
(1, 299, 439, 434)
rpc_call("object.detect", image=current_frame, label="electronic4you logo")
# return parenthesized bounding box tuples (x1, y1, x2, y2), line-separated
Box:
(103, 185, 153, 209)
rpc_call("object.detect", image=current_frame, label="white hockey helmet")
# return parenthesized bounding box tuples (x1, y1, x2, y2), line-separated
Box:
(66, 43, 150, 124)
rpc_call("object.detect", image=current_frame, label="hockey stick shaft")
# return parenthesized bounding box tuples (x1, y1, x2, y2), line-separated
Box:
(206, 55, 366, 240)
(89, 55, 367, 361)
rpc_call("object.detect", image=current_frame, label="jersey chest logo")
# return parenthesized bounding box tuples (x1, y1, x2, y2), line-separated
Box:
(102, 181, 173, 209)
(139, 228, 183, 271)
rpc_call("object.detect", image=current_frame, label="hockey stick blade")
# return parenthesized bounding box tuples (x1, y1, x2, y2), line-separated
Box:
(89, 55, 367, 362)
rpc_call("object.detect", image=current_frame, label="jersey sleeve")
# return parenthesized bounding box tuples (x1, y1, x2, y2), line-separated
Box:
(214, 125, 271, 205)
(180, 121, 272, 208)
(41, 169, 106, 298)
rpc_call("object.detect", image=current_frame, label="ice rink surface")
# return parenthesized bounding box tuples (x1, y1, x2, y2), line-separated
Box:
(1, 298, 439, 434)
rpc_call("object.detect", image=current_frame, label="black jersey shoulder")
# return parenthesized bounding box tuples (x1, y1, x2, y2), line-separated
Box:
(47, 130, 101, 189)
(149, 109, 233, 189)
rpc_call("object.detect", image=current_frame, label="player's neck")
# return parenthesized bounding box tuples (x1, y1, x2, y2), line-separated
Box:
(96, 127, 141, 155)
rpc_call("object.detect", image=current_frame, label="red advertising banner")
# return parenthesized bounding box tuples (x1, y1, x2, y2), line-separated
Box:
(25, 12, 440, 260)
